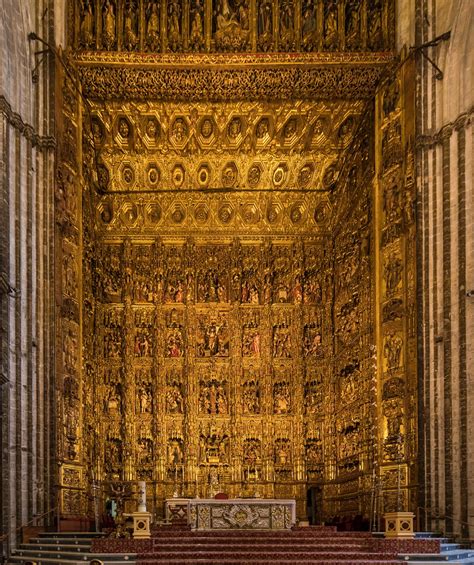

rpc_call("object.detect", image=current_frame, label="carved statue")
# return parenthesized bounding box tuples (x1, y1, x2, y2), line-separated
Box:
(258, 0, 273, 50)
(242, 381, 260, 414)
(345, 0, 360, 49)
(102, 0, 116, 50)
(138, 385, 152, 413)
(368, 0, 383, 50)
(137, 438, 153, 466)
(134, 330, 153, 357)
(168, 0, 182, 51)
(384, 253, 403, 296)
(80, 0, 95, 48)
(199, 381, 228, 415)
(275, 440, 290, 465)
(384, 333, 403, 371)
(324, 0, 338, 50)
(123, 1, 138, 51)
(273, 382, 290, 414)
(242, 329, 260, 356)
(107, 384, 121, 413)
(273, 326, 291, 358)
(197, 317, 229, 357)
(279, 0, 295, 49)
(383, 398, 403, 439)
(303, 329, 322, 357)
(214, 0, 250, 51)
(190, 0, 204, 49)
(171, 118, 187, 144)
(302, 0, 316, 50)
(63, 251, 77, 297)
(146, 1, 160, 51)
(166, 383, 184, 414)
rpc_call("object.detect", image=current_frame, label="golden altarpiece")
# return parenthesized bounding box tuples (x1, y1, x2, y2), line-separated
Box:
(55, 0, 417, 526)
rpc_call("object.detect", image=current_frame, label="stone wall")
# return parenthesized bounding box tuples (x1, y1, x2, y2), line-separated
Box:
(415, 0, 474, 540)
(0, 0, 65, 555)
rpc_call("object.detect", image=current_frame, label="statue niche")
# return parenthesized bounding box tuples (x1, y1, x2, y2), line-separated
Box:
(166, 374, 184, 414)
(79, 0, 95, 49)
(273, 380, 291, 414)
(123, 0, 139, 51)
(165, 308, 184, 358)
(242, 311, 260, 357)
(303, 323, 323, 357)
(242, 377, 260, 415)
(257, 0, 273, 51)
(279, 0, 295, 51)
(304, 378, 322, 415)
(102, 0, 116, 51)
(274, 438, 291, 466)
(200, 428, 229, 464)
(196, 314, 229, 357)
(199, 379, 229, 415)
(190, 0, 205, 50)
(214, 0, 250, 52)
(197, 267, 228, 303)
(301, 0, 317, 51)
(272, 322, 291, 358)
(145, 0, 160, 52)
(243, 438, 261, 466)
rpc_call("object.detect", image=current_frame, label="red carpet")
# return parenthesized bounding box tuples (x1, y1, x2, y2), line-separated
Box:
(91, 526, 441, 564)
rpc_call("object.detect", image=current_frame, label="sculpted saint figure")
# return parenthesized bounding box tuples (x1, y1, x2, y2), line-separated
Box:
(324, 0, 338, 49)
(102, 0, 116, 50)
(80, 0, 94, 47)
(190, 0, 204, 46)
(146, 2, 160, 51)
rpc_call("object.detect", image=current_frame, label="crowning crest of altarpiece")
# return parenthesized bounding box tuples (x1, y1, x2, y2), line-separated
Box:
(55, 0, 417, 524)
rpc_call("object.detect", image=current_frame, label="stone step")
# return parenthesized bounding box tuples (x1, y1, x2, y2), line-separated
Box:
(37, 531, 105, 539)
(398, 549, 474, 562)
(397, 561, 474, 565)
(11, 548, 137, 562)
(29, 539, 93, 547)
(20, 543, 91, 552)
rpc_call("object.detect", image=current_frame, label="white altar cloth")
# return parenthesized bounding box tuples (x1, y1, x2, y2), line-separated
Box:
(187, 498, 296, 530)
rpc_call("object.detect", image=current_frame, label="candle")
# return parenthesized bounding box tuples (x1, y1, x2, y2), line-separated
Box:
(138, 480, 146, 512)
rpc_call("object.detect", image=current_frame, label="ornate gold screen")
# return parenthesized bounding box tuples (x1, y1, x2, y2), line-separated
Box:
(55, 0, 416, 525)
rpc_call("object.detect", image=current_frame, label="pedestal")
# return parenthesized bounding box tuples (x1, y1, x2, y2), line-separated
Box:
(383, 512, 415, 538)
(130, 511, 152, 539)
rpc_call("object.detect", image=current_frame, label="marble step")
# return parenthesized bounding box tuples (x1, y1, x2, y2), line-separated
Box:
(10, 548, 137, 562)
(20, 543, 91, 552)
(30, 538, 93, 546)
(398, 549, 474, 562)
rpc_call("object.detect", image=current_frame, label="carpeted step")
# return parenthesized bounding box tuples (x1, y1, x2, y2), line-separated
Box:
(137, 550, 400, 560)
(137, 557, 403, 565)
(7, 555, 135, 565)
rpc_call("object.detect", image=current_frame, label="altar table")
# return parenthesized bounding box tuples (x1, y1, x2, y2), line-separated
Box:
(187, 498, 296, 530)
